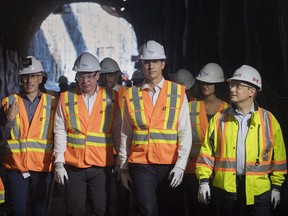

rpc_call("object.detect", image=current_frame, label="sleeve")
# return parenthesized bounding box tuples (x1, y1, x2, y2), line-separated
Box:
(112, 95, 122, 166)
(270, 115, 287, 189)
(0, 98, 14, 143)
(175, 95, 192, 170)
(195, 113, 218, 182)
(119, 95, 133, 170)
(53, 99, 68, 164)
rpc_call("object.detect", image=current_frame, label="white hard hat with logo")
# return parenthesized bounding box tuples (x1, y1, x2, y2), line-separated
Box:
(100, 57, 121, 74)
(174, 69, 195, 90)
(196, 63, 225, 83)
(139, 40, 166, 60)
(72, 52, 101, 72)
(227, 65, 262, 91)
(19, 56, 44, 75)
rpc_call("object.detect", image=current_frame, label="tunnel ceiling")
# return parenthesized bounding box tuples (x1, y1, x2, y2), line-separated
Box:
(0, 0, 166, 53)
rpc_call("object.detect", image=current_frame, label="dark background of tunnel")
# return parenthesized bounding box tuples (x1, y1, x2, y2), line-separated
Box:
(0, 0, 288, 215)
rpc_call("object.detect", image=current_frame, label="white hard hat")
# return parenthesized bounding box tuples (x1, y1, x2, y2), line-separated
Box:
(72, 52, 101, 72)
(227, 65, 262, 91)
(100, 57, 121, 74)
(139, 40, 166, 60)
(173, 69, 195, 90)
(132, 70, 145, 80)
(19, 56, 44, 75)
(196, 63, 225, 83)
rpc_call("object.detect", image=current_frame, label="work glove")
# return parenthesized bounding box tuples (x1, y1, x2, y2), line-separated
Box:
(169, 166, 184, 188)
(198, 182, 210, 205)
(114, 165, 121, 181)
(54, 162, 68, 185)
(271, 188, 281, 210)
(121, 169, 132, 191)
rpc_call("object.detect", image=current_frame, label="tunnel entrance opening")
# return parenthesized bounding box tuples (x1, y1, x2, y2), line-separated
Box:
(27, 2, 138, 91)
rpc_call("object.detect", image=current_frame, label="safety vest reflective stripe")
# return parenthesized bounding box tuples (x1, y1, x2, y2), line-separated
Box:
(165, 84, 181, 129)
(101, 89, 114, 132)
(189, 101, 201, 144)
(65, 91, 81, 133)
(259, 109, 272, 161)
(40, 95, 54, 139)
(197, 154, 215, 168)
(7, 139, 52, 152)
(67, 135, 112, 146)
(129, 87, 146, 130)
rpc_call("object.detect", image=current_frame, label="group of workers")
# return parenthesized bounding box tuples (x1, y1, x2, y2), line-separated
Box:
(0, 39, 286, 216)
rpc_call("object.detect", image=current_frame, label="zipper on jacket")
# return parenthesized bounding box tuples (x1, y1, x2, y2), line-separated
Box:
(255, 124, 260, 166)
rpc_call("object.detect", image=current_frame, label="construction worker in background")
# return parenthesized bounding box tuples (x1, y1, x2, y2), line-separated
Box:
(119, 40, 192, 216)
(171, 68, 200, 101)
(58, 75, 69, 93)
(100, 57, 130, 216)
(196, 65, 287, 216)
(184, 63, 229, 215)
(0, 56, 56, 215)
(53, 52, 121, 216)
(131, 69, 145, 87)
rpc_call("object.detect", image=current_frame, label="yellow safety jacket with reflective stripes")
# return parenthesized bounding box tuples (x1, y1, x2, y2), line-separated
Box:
(0, 178, 4, 203)
(2, 93, 56, 172)
(126, 80, 185, 164)
(196, 105, 287, 205)
(186, 100, 229, 173)
(60, 87, 117, 168)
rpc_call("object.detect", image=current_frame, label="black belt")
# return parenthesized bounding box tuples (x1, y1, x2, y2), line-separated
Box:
(236, 175, 246, 181)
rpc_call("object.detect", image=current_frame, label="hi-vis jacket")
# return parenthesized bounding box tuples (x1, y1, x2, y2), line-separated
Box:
(126, 80, 185, 165)
(0, 178, 4, 204)
(2, 93, 56, 172)
(186, 100, 229, 173)
(196, 104, 287, 205)
(60, 87, 117, 168)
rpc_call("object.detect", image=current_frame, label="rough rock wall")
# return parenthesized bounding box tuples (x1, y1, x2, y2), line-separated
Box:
(0, 47, 19, 101)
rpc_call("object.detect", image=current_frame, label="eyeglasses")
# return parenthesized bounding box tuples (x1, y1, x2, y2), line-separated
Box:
(229, 82, 253, 90)
(20, 74, 42, 82)
(75, 73, 97, 81)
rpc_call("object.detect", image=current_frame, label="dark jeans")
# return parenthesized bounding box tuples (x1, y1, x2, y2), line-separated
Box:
(213, 178, 271, 216)
(65, 165, 112, 216)
(6, 170, 52, 216)
(130, 163, 183, 216)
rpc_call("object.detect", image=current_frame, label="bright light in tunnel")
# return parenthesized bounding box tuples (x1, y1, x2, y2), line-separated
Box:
(28, 2, 138, 91)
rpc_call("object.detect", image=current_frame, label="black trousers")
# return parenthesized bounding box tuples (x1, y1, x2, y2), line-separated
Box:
(213, 177, 271, 216)
(130, 164, 183, 216)
(65, 165, 112, 216)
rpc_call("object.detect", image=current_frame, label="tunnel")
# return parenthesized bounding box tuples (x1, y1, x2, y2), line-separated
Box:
(0, 0, 288, 215)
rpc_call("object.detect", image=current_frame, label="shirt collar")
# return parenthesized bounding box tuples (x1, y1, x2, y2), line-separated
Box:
(234, 103, 255, 116)
(140, 77, 165, 91)
(21, 90, 42, 101)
